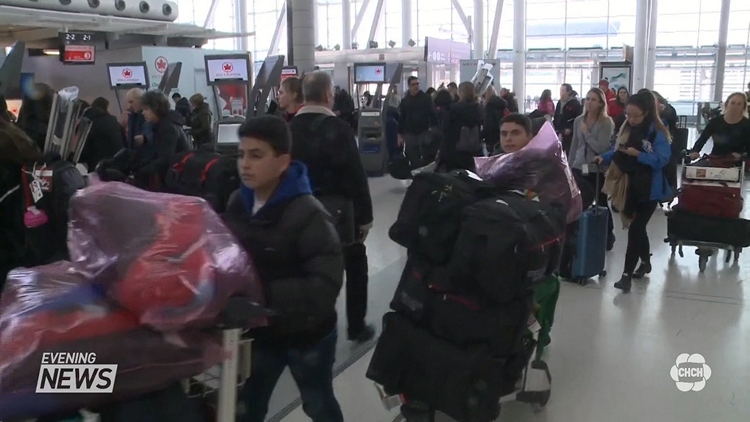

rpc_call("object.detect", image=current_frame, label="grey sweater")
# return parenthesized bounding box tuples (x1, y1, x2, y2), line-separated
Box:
(569, 115, 614, 172)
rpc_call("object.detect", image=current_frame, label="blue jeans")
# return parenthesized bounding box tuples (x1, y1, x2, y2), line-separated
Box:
(240, 329, 343, 422)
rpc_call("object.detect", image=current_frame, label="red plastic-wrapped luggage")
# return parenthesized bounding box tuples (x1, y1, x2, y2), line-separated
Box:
(678, 181, 743, 219)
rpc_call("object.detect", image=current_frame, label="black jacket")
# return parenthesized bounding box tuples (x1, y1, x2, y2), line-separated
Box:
(482, 95, 507, 147)
(398, 91, 436, 136)
(175, 97, 191, 122)
(132, 116, 180, 182)
(289, 106, 374, 229)
(440, 101, 483, 172)
(80, 107, 125, 171)
(554, 97, 583, 134)
(188, 103, 213, 146)
(223, 161, 343, 347)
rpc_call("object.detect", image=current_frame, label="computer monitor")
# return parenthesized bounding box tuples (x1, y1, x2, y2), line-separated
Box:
(216, 123, 241, 144)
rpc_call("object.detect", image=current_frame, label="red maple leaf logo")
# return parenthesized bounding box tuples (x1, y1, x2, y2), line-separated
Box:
(122, 68, 132, 78)
(155, 56, 168, 73)
(375, 68, 382, 74)
(222, 62, 234, 73)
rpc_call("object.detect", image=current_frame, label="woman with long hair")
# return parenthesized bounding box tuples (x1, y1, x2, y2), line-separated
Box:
(569, 88, 616, 249)
(439, 82, 483, 171)
(538, 89, 555, 116)
(595, 91, 672, 293)
(689, 92, 750, 160)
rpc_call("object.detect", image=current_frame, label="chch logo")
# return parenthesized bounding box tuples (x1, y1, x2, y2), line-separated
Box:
(122, 68, 132, 78)
(155, 56, 168, 73)
(670, 353, 711, 392)
(222, 62, 234, 73)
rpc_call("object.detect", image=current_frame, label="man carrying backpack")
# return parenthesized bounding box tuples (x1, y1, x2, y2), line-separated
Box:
(289, 71, 376, 343)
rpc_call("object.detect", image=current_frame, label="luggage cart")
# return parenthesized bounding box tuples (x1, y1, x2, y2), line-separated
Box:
(665, 153, 746, 272)
(183, 328, 253, 421)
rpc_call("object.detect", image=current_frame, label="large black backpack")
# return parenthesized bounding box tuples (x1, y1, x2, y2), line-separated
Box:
(449, 191, 567, 305)
(389, 170, 495, 265)
(163, 151, 239, 214)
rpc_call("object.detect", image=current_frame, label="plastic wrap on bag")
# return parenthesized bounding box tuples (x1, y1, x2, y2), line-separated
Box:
(474, 121, 582, 223)
(66, 181, 265, 331)
(0, 263, 226, 421)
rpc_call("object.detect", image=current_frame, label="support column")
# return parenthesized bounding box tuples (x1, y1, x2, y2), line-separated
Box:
(342, 0, 352, 49)
(486, 0, 505, 59)
(513, 0, 525, 103)
(473, 0, 484, 59)
(402, 0, 412, 47)
(714, 0, 731, 101)
(367, 0, 385, 46)
(632, 0, 649, 92)
(286, 0, 316, 73)
(235, 0, 249, 52)
(645, 0, 658, 90)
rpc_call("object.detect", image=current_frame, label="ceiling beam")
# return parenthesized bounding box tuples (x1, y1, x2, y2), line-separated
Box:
(6, 27, 60, 41)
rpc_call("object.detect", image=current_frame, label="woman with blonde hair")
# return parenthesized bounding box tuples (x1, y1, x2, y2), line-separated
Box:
(688, 92, 750, 160)
(569, 87, 616, 249)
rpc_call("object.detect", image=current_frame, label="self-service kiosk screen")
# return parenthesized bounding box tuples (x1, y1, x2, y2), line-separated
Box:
(108, 64, 148, 88)
(217, 123, 241, 144)
(206, 58, 250, 83)
(354, 64, 386, 83)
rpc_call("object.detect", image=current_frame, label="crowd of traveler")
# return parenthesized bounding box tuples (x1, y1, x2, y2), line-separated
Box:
(2, 72, 750, 422)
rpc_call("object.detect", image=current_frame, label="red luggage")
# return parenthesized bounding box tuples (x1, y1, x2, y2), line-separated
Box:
(678, 181, 743, 219)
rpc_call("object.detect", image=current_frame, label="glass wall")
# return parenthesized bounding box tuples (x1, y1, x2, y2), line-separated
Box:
(231, 0, 749, 100)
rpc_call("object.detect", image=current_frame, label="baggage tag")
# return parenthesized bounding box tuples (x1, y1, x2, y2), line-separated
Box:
(374, 383, 405, 411)
(30, 179, 44, 203)
(581, 164, 590, 176)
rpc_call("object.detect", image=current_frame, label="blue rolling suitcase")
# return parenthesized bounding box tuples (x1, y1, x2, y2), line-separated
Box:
(570, 205, 609, 284)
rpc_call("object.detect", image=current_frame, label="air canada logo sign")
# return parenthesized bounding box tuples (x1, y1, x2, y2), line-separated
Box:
(122, 68, 132, 79)
(155, 56, 168, 73)
(222, 62, 234, 73)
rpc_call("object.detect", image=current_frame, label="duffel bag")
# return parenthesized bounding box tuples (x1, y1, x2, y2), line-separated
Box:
(677, 182, 743, 219)
(449, 191, 567, 304)
(366, 312, 518, 422)
(389, 170, 495, 265)
(667, 209, 750, 248)
(164, 151, 239, 214)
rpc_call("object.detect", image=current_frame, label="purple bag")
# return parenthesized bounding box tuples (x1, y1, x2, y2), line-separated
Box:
(474, 121, 582, 223)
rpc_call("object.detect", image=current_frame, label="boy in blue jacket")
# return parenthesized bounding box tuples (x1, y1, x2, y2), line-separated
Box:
(223, 115, 344, 422)
(595, 91, 672, 293)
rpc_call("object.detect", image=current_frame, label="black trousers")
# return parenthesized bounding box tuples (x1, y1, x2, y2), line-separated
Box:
(624, 201, 658, 274)
(344, 243, 369, 336)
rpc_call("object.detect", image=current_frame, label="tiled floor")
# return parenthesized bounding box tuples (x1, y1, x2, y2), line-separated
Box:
(273, 131, 750, 422)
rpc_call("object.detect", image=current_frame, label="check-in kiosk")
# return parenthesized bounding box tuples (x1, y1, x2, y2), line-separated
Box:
(213, 116, 245, 155)
(0, 41, 27, 120)
(157, 62, 183, 96)
(204, 53, 252, 118)
(247, 55, 285, 117)
(354, 62, 403, 177)
(106, 62, 150, 114)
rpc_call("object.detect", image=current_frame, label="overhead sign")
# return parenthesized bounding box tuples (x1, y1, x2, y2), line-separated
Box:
(63, 45, 95, 65)
(424, 37, 472, 66)
(280, 66, 298, 82)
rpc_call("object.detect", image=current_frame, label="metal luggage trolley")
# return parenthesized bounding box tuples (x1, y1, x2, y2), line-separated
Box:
(184, 297, 268, 421)
(665, 154, 746, 272)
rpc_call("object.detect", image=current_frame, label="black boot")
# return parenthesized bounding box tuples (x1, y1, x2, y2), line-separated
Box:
(614, 274, 632, 293)
(633, 260, 652, 279)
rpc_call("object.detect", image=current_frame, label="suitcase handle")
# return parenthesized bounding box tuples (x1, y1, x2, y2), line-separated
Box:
(678, 115, 688, 129)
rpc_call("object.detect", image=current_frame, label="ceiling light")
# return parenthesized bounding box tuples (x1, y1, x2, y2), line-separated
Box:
(43, 49, 61, 56)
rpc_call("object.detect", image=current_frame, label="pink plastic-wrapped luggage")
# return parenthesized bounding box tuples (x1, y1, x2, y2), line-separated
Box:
(474, 121, 582, 224)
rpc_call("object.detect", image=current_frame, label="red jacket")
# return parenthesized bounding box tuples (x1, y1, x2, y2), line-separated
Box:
(607, 98, 625, 118)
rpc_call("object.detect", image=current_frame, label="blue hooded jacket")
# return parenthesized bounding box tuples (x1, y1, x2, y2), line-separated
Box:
(239, 160, 313, 216)
(601, 122, 673, 202)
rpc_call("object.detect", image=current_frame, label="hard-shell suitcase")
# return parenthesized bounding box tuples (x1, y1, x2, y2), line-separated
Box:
(569, 206, 608, 284)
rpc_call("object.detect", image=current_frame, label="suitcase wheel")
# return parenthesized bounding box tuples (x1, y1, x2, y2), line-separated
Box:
(598, 270, 607, 278)
(575, 278, 587, 286)
(698, 254, 708, 272)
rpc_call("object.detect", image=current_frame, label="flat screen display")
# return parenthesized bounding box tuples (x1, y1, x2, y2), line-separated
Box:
(354, 64, 386, 83)
(108, 64, 148, 88)
(206, 58, 250, 83)
(217, 123, 241, 144)
(63, 45, 95, 65)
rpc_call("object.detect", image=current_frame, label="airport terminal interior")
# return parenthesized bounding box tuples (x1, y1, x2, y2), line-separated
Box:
(1, 0, 750, 421)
